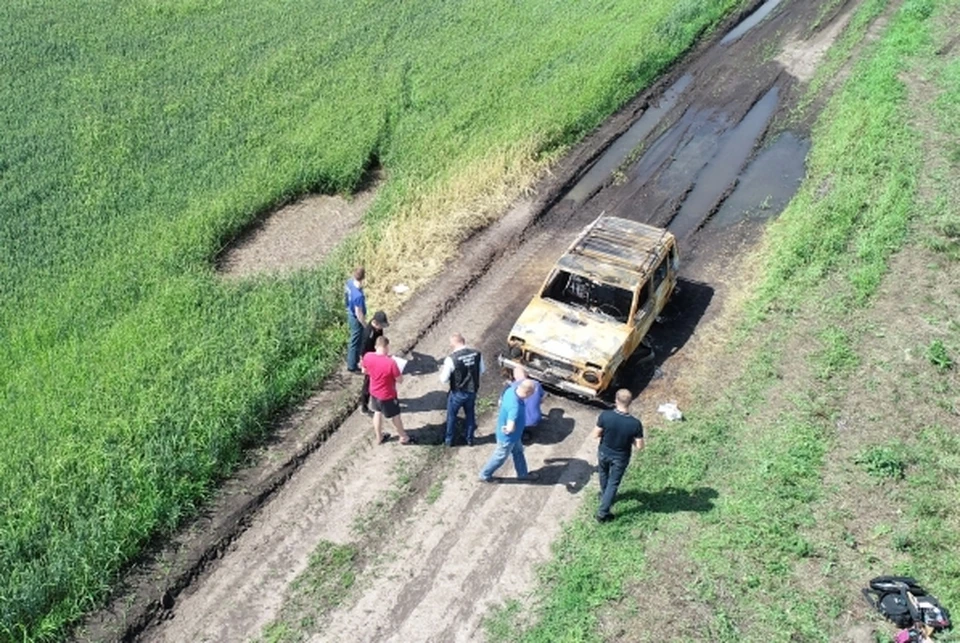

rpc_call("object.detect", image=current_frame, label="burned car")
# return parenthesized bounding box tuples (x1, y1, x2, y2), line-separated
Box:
(500, 215, 678, 398)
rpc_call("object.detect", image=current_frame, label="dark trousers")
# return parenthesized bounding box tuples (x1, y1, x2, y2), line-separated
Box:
(445, 390, 477, 445)
(597, 446, 630, 518)
(346, 315, 363, 370)
(361, 374, 371, 410)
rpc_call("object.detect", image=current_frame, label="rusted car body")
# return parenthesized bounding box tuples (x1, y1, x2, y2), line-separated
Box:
(500, 215, 679, 398)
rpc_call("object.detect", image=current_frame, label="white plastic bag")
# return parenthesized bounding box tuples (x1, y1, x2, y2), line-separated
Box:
(657, 402, 683, 421)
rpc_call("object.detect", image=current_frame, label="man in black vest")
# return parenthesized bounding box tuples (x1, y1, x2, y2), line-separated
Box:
(439, 332, 486, 446)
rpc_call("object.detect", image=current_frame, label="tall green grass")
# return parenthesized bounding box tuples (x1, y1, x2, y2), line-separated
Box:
(0, 0, 743, 638)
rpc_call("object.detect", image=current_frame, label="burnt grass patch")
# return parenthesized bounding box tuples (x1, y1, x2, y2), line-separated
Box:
(216, 167, 382, 280)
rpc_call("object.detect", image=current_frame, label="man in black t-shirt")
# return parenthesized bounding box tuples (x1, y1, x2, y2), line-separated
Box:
(592, 389, 644, 522)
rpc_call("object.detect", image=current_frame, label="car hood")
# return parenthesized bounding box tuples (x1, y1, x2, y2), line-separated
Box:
(509, 298, 629, 366)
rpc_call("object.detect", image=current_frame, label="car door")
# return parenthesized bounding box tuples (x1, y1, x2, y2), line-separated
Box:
(624, 276, 655, 360)
(651, 243, 678, 315)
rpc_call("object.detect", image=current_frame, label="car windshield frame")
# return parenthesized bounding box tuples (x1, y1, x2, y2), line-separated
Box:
(539, 269, 636, 324)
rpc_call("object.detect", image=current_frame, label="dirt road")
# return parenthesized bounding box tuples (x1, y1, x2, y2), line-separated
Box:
(127, 1, 862, 640)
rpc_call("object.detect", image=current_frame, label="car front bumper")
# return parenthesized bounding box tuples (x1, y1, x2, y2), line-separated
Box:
(498, 355, 600, 399)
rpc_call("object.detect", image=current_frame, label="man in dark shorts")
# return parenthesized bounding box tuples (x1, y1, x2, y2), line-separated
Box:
(361, 336, 414, 445)
(592, 389, 644, 522)
(359, 311, 389, 414)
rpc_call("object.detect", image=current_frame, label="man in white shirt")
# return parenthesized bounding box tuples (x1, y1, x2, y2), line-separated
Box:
(438, 333, 486, 446)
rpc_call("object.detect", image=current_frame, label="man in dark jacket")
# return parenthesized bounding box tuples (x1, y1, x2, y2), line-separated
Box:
(359, 311, 389, 414)
(439, 333, 485, 446)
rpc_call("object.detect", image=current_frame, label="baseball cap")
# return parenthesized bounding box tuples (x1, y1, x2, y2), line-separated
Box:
(372, 310, 389, 327)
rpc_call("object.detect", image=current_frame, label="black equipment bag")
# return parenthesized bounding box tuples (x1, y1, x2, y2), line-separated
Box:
(862, 576, 951, 630)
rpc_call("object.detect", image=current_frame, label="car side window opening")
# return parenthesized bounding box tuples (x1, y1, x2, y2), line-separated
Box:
(634, 280, 651, 319)
(542, 270, 633, 323)
(652, 254, 669, 292)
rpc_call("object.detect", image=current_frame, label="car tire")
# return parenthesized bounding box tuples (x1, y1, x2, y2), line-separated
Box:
(609, 341, 656, 392)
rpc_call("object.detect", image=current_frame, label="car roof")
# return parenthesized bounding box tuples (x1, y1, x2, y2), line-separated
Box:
(555, 216, 675, 289)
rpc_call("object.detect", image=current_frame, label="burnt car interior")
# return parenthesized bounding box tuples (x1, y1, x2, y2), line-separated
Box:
(542, 270, 634, 323)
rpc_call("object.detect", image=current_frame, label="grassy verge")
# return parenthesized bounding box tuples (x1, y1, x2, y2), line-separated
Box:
(258, 541, 359, 643)
(486, 0, 959, 640)
(800, 0, 891, 106)
(0, 1, 748, 638)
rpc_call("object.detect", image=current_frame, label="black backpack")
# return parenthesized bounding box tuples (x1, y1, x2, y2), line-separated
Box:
(862, 576, 951, 630)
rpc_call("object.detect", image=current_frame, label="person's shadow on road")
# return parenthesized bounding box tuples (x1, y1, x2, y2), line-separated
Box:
(524, 407, 577, 446)
(498, 457, 593, 494)
(402, 390, 448, 414)
(402, 422, 445, 445)
(402, 351, 440, 376)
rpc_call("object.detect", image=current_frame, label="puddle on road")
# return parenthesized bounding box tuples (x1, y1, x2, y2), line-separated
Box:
(667, 85, 779, 239)
(639, 107, 725, 198)
(564, 74, 693, 204)
(628, 106, 713, 182)
(709, 131, 810, 229)
(720, 0, 785, 45)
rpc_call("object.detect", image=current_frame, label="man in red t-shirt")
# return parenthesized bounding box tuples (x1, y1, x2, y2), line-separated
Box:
(361, 335, 414, 445)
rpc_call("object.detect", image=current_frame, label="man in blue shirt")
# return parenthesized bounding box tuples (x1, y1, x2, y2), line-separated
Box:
(480, 379, 539, 482)
(344, 266, 367, 372)
(506, 366, 544, 435)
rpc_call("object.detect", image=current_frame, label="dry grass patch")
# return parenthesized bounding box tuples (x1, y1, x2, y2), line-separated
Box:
(360, 141, 551, 311)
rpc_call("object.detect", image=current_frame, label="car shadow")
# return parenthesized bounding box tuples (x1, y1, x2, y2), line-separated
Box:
(497, 456, 593, 494)
(615, 486, 718, 517)
(608, 277, 715, 399)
